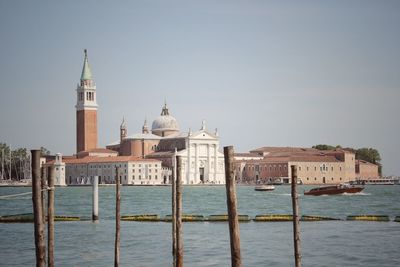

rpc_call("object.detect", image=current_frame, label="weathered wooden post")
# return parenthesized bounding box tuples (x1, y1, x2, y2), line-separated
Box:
(223, 146, 242, 267)
(114, 167, 120, 267)
(92, 176, 99, 222)
(40, 167, 47, 224)
(31, 149, 46, 267)
(47, 166, 55, 267)
(176, 156, 183, 267)
(291, 165, 302, 267)
(172, 156, 177, 267)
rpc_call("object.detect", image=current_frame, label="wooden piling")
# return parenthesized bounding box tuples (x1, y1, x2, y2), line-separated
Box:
(92, 176, 99, 222)
(40, 167, 47, 224)
(176, 156, 183, 267)
(291, 165, 302, 267)
(47, 166, 55, 267)
(114, 167, 120, 267)
(31, 150, 46, 267)
(223, 146, 242, 267)
(172, 162, 177, 266)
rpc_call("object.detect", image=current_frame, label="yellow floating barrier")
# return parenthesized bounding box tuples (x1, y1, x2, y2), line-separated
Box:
(54, 216, 80, 221)
(346, 215, 390, 222)
(207, 214, 250, 222)
(394, 216, 400, 222)
(122, 214, 160, 222)
(301, 215, 340, 221)
(163, 214, 204, 222)
(254, 214, 293, 222)
(0, 213, 33, 223)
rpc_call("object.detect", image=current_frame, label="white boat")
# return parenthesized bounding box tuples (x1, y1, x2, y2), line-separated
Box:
(254, 185, 275, 191)
(360, 179, 395, 185)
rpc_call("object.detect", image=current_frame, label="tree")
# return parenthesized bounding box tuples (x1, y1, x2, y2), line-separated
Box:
(355, 148, 382, 175)
(312, 144, 336, 150)
(0, 143, 11, 180)
(40, 146, 51, 157)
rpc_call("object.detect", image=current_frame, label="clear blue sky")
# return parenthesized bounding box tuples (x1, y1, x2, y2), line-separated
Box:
(0, 1, 399, 175)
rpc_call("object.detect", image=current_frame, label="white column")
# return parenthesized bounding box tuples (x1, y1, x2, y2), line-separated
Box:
(195, 143, 199, 184)
(187, 142, 191, 184)
(214, 144, 217, 181)
(207, 144, 211, 183)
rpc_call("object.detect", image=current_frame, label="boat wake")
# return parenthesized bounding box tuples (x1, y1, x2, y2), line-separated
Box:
(269, 193, 291, 196)
(342, 192, 370, 196)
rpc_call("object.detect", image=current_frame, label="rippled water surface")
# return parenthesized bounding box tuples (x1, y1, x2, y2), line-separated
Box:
(0, 185, 399, 266)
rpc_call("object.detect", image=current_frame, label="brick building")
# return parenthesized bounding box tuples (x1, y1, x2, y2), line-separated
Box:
(235, 147, 360, 185)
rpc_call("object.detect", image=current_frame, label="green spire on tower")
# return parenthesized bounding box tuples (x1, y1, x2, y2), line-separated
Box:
(80, 49, 93, 81)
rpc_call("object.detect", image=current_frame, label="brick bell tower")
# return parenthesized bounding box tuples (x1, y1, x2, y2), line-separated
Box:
(76, 49, 98, 153)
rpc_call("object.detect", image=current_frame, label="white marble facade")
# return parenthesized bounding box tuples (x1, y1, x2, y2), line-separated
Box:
(176, 128, 225, 185)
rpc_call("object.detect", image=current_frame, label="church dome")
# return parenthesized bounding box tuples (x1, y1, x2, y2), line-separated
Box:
(152, 103, 179, 137)
(152, 115, 179, 131)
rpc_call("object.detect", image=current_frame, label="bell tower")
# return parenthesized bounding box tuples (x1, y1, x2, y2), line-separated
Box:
(120, 117, 127, 142)
(76, 49, 98, 153)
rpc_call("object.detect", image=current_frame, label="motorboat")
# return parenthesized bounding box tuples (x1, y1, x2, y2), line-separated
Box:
(304, 184, 364, 196)
(254, 185, 275, 191)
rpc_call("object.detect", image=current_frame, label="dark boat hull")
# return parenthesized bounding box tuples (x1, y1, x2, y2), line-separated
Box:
(304, 186, 364, 196)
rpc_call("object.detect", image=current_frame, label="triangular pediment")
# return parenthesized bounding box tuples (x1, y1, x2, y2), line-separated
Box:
(190, 130, 218, 140)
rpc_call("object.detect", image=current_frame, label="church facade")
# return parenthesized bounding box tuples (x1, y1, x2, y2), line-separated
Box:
(107, 104, 226, 185)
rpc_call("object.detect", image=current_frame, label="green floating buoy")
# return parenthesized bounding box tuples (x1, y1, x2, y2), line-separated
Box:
(163, 214, 204, 222)
(122, 214, 160, 222)
(0, 213, 34, 223)
(54, 216, 80, 221)
(207, 214, 250, 222)
(346, 215, 390, 222)
(254, 214, 293, 222)
(301, 215, 340, 221)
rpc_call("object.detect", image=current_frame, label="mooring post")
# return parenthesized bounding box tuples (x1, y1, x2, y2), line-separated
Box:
(92, 176, 99, 222)
(291, 165, 302, 267)
(176, 156, 183, 267)
(31, 149, 46, 267)
(172, 156, 177, 267)
(40, 167, 47, 224)
(223, 146, 242, 267)
(114, 167, 120, 267)
(47, 166, 55, 267)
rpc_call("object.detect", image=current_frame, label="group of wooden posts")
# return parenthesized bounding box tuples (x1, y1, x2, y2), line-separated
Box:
(30, 146, 302, 267)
